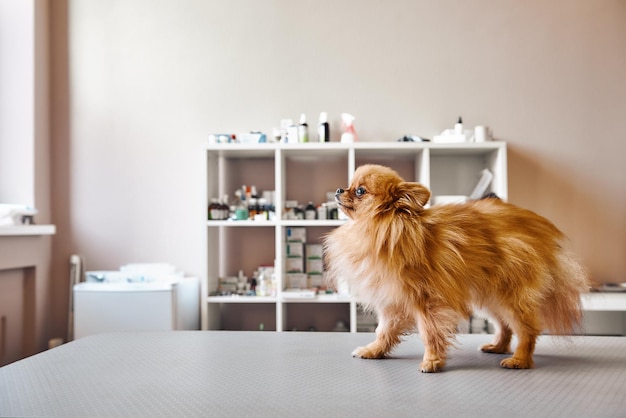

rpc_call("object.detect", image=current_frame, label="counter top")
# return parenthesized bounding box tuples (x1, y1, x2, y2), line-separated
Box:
(1, 331, 624, 417)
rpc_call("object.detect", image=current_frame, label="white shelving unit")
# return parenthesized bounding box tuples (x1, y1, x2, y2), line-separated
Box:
(202, 141, 508, 332)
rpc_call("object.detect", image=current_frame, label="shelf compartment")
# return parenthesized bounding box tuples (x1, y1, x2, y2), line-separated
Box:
(206, 148, 276, 224)
(429, 144, 506, 199)
(217, 303, 277, 331)
(355, 148, 428, 185)
(282, 302, 350, 332)
(211, 227, 275, 285)
(281, 149, 349, 209)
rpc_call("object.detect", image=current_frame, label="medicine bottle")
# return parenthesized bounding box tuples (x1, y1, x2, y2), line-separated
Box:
(305, 202, 317, 220)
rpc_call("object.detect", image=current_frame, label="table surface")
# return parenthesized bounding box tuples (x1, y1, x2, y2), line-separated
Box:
(1, 332, 625, 417)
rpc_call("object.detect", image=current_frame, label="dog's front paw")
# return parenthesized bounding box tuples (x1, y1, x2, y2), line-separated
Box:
(500, 357, 534, 369)
(420, 359, 445, 373)
(352, 345, 385, 359)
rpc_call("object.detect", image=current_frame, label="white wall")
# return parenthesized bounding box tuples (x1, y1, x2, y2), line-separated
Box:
(49, 0, 626, 338)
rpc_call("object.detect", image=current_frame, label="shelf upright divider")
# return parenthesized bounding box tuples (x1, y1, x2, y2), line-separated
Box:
(419, 145, 430, 189)
(347, 144, 356, 183)
(493, 144, 508, 200)
(274, 145, 284, 331)
(217, 154, 227, 279)
(202, 150, 210, 330)
(348, 144, 357, 331)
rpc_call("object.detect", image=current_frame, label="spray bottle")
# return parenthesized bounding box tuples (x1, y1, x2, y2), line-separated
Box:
(340, 113, 357, 143)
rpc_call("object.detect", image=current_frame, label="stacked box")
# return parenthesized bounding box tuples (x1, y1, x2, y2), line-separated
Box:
(286, 227, 306, 243)
(285, 228, 305, 286)
(285, 257, 304, 273)
(308, 273, 324, 288)
(284, 231, 329, 291)
(306, 244, 324, 291)
(285, 228, 305, 276)
(286, 273, 308, 289)
(305, 244, 323, 259)
(306, 258, 323, 273)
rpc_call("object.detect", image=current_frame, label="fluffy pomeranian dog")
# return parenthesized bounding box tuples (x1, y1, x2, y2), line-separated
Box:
(324, 164, 589, 372)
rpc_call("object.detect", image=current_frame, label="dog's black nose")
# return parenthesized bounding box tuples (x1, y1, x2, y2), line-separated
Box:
(336, 188, 344, 196)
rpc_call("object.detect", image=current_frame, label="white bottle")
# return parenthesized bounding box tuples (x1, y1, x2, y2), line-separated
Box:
(298, 113, 309, 143)
(318, 112, 329, 142)
(454, 117, 464, 135)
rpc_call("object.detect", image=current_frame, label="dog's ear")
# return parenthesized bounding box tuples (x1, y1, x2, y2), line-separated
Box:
(395, 182, 431, 210)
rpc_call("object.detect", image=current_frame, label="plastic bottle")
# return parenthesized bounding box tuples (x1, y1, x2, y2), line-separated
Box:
(298, 113, 309, 143)
(208, 198, 220, 220)
(318, 112, 330, 142)
(234, 190, 248, 221)
(305, 202, 317, 220)
(455, 117, 463, 135)
(294, 206, 304, 220)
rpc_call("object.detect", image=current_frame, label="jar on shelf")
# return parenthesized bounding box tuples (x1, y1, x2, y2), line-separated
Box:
(305, 202, 317, 220)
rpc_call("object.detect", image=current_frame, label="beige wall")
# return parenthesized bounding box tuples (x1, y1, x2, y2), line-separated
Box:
(48, 0, 626, 339)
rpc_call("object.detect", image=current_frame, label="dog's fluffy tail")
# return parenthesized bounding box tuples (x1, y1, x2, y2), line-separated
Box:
(542, 250, 590, 335)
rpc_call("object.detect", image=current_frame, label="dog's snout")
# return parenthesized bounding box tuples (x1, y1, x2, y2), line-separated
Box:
(335, 188, 344, 196)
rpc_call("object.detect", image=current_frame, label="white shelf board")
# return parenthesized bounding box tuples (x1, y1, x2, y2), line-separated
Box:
(207, 294, 625, 311)
(207, 220, 346, 228)
(280, 220, 345, 227)
(582, 293, 626, 311)
(207, 220, 276, 227)
(207, 295, 276, 303)
(207, 294, 353, 304)
(206, 141, 506, 152)
(0, 224, 56, 236)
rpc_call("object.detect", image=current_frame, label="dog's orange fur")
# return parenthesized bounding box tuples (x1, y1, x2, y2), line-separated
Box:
(324, 164, 589, 372)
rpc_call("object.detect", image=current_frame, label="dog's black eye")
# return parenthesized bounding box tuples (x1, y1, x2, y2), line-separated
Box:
(355, 186, 367, 197)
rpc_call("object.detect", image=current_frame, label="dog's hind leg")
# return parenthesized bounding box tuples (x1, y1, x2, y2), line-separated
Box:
(480, 311, 512, 354)
(500, 310, 541, 369)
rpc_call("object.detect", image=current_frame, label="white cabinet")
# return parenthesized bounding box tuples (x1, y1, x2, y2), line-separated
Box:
(202, 141, 507, 332)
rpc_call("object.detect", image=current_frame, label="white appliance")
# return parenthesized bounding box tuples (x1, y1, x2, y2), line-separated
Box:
(73, 264, 200, 339)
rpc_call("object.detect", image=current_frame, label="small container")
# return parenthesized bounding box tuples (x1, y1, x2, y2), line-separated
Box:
(454, 117, 463, 135)
(327, 201, 339, 219)
(208, 198, 220, 220)
(317, 204, 327, 220)
(318, 112, 330, 142)
(305, 202, 317, 220)
(298, 113, 309, 143)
